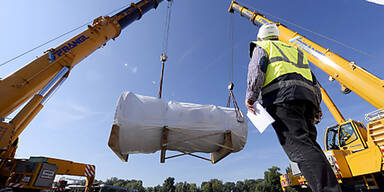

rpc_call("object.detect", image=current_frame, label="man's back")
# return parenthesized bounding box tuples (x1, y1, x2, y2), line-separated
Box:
(249, 39, 319, 108)
(245, 23, 341, 192)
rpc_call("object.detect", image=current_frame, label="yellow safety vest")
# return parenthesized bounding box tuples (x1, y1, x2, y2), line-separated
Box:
(250, 40, 313, 87)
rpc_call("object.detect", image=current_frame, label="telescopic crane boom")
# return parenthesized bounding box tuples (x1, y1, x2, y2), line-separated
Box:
(0, 0, 165, 150)
(229, 1, 384, 191)
(0, 0, 165, 191)
(319, 84, 346, 124)
(229, 1, 384, 109)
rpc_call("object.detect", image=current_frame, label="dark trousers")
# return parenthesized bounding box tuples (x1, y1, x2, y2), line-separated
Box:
(266, 101, 341, 192)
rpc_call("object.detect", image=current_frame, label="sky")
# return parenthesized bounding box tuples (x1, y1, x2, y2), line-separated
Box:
(1, 0, 384, 187)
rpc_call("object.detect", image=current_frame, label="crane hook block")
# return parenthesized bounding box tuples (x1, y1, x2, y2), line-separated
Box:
(161, 53, 168, 62)
(227, 82, 234, 91)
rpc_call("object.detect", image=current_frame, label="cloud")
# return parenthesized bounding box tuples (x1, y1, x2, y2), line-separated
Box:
(366, 0, 384, 5)
(85, 70, 102, 82)
(124, 63, 138, 74)
(40, 101, 108, 129)
(176, 40, 204, 65)
(132, 66, 138, 73)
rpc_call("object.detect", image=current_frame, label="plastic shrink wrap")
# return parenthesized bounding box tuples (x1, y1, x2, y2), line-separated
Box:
(108, 92, 247, 162)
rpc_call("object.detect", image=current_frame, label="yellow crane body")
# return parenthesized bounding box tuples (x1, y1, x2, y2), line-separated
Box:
(229, 1, 384, 109)
(0, 18, 120, 151)
(0, 28, 115, 118)
(0, 0, 165, 191)
(319, 85, 345, 124)
(229, 1, 384, 191)
(5, 157, 95, 191)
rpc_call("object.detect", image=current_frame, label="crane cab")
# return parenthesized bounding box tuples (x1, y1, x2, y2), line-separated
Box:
(325, 120, 368, 153)
(324, 119, 384, 181)
(323, 120, 369, 179)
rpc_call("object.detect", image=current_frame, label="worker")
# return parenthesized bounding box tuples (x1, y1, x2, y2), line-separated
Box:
(245, 23, 341, 192)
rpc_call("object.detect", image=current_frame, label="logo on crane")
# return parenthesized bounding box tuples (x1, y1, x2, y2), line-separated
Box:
(49, 35, 90, 62)
(289, 36, 325, 58)
(256, 17, 270, 25)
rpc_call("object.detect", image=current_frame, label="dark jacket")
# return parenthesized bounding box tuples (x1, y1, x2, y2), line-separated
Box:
(261, 73, 321, 109)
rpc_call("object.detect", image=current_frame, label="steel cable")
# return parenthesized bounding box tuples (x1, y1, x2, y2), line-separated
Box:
(0, 3, 131, 68)
(237, 0, 384, 64)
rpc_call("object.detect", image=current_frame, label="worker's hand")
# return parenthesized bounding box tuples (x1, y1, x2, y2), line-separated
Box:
(245, 99, 256, 114)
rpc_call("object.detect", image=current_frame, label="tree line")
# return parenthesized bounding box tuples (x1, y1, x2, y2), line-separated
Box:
(102, 166, 298, 192)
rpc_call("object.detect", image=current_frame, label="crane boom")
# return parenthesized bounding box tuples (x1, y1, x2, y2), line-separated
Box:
(230, 2, 384, 190)
(319, 84, 345, 124)
(0, 0, 165, 190)
(228, 1, 384, 109)
(0, 0, 165, 150)
(0, 0, 164, 118)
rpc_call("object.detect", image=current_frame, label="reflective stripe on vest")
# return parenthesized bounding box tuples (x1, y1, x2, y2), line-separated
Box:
(251, 40, 313, 87)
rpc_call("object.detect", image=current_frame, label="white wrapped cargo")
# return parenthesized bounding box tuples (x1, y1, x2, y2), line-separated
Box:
(108, 92, 248, 163)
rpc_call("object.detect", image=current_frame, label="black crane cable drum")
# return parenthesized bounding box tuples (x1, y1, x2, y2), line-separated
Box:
(158, 0, 173, 99)
(226, 9, 244, 123)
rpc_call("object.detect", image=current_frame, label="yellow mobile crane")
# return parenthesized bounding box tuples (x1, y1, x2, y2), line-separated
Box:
(0, 0, 166, 191)
(229, 1, 384, 191)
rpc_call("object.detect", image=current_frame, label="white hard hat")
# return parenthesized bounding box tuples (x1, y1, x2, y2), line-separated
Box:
(257, 23, 280, 40)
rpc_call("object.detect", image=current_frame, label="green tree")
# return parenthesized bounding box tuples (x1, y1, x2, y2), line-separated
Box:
(161, 177, 175, 192)
(154, 185, 162, 192)
(115, 179, 128, 187)
(223, 182, 235, 192)
(254, 180, 266, 192)
(189, 183, 199, 192)
(201, 181, 212, 192)
(175, 182, 183, 192)
(263, 166, 283, 192)
(252, 179, 265, 192)
(244, 179, 259, 192)
(210, 179, 223, 192)
(125, 179, 145, 192)
(235, 181, 246, 192)
(105, 177, 119, 185)
(104, 166, 289, 192)
(175, 182, 191, 192)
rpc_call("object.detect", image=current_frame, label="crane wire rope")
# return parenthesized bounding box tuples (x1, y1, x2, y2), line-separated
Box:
(226, 9, 244, 122)
(162, 0, 173, 56)
(0, 3, 132, 68)
(158, 0, 173, 99)
(229, 11, 235, 83)
(0, 4, 131, 121)
(236, 1, 384, 64)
